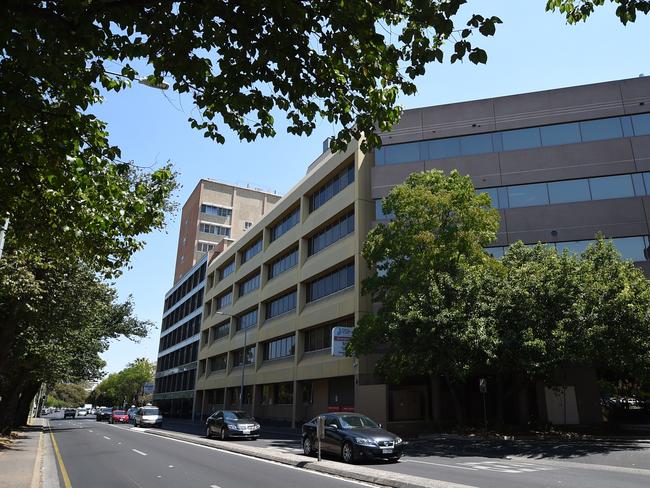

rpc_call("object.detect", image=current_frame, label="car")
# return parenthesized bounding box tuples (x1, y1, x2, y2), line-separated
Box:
(109, 409, 129, 424)
(126, 406, 138, 422)
(95, 407, 113, 422)
(63, 408, 76, 419)
(205, 410, 260, 440)
(76, 408, 87, 416)
(133, 405, 163, 428)
(301, 413, 406, 464)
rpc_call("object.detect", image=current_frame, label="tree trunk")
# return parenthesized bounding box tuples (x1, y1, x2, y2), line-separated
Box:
(0, 379, 25, 435)
(444, 375, 464, 427)
(16, 381, 40, 427)
(496, 375, 505, 429)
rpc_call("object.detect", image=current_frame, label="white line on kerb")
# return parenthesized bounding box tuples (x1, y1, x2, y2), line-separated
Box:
(103, 436, 111, 440)
(131, 449, 148, 456)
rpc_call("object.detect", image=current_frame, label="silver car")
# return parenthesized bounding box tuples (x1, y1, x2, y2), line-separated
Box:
(134, 406, 163, 428)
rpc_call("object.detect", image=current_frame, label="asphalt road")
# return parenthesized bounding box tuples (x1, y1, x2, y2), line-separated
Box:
(47, 414, 376, 488)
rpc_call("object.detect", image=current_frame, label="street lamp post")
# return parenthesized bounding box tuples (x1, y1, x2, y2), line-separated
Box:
(215, 311, 247, 412)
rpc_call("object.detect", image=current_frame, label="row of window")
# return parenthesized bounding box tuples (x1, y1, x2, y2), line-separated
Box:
(164, 264, 206, 312)
(375, 113, 650, 166)
(264, 335, 296, 360)
(161, 289, 204, 332)
(200, 204, 232, 217)
(308, 211, 355, 256)
(266, 290, 297, 319)
(154, 368, 196, 394)
(160, 315, 201, 352)
(306, 263, 355, 302)
(197, 242, 215, 253)
(268, 248, 298, 280)
(242, 238, 263, 263)
(309, 163, 355, 212)
(216, 290, 232, 310)
(270, 207, 300, 242)
(486, 235, 650, 262)
(199, 222, 231, 237)
(239, 273, 261, 297)
(233, 345, 256, 367)
(238, 309, 258, 331)
(219, 260, 235, 280)
(156, 342, 198, 373)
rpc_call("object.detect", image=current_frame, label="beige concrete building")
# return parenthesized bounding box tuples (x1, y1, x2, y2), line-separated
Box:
(173, 179, 282, 284)
(195, 76, 650, 429)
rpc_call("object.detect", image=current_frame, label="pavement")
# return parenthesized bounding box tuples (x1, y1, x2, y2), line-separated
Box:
(0, 417, 60, 488)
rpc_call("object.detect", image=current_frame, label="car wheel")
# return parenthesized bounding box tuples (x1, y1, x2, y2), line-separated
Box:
(206, 427, 212, 439)
(220, 427, 228, 441)
(389, 456, 401, 463)
(342, 441, 355, 464)
(303, 437, 314, 456)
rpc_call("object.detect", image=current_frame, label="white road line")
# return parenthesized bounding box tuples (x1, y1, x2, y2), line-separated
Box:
(168, 465, 174, 468)
(404, 459, 480, 471)
(210, 485, 222, 488)
(103, 436, 111, 440)
(131, 449, 148, 456)
(88, 430, 93, 433)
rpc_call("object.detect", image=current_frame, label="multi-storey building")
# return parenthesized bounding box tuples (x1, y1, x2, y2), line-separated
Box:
(195, 76, 650, 428)
(154, 181, 281, 417)
(173, 179, 282, 283)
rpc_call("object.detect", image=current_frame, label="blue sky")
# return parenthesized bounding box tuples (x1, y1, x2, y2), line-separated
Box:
(96, 1, 650, 374)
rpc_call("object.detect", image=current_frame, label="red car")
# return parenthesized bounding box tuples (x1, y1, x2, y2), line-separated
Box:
(109, 409, 129, 424)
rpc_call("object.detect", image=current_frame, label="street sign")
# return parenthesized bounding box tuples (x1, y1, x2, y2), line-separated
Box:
(143, 382, 155, 395)
(331, 326, 354, 356)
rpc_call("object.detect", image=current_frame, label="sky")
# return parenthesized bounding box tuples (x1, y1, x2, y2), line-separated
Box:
(96, 1, 650, 375)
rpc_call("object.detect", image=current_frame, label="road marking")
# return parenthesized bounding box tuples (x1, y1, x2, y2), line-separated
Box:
(49, 427, 72, 488)
(404, 459, 480, 471)
(210, 485, 222, 488)
(168, 465, 174, 468)
(132, 449, 148, 456)
(103, 436, 111, 440)
(88, 430, 93, 433)
(118, 442, 122, 445)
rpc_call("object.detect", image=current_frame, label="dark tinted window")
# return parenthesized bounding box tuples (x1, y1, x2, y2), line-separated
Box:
(460, 133, 493, 155)
(306, 263, 355, 302)
(632, 113, 650, 136)
(611, 236, 647, 261)
(238, 309, 258, 330)
(374, 199, 394, 220)
(266, 290, 297, 319)
(502, 127, 541, 151)
(477, 188, 500, 208)
(242, 238, 263, 263)
(547, 179, 591, 204)
(268, 248, 298, 279)
(580, 118, 623, 141)
(270, 208, 300, 242)
(507, 183, 549, 208)
(428, 138, 461, 159)
(308, 211, 354, 256)
(263, 335, 296, 360)
(589, 174, 634, 200)
(540, 122, 581, 146)
(382, 143, 421, 164)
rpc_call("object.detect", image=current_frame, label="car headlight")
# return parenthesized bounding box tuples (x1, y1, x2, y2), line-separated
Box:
(354, 437, 377, 446)
(395, 437, 403, 444)
(227, 423, 238, 430)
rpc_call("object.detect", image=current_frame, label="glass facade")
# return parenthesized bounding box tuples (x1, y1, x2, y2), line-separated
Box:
(200, 204, 232, 217)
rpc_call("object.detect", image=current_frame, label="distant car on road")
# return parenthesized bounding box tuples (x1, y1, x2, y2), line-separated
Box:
(76, 408, 87, 416)
(301, 413, 405, 464)
(96, 407, 113, 422)
(109, 409, 129, 424)
(127, 406, 138, 422)
(133, 406, 163, 428)
(205, 410, 260, 440)
(63, 408, 76, 419)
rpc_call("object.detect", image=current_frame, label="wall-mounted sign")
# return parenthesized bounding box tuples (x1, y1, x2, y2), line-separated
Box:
(331, 326, 354, 357)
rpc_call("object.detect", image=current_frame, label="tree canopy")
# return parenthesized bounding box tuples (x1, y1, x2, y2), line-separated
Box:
(93, 358, 156, 408)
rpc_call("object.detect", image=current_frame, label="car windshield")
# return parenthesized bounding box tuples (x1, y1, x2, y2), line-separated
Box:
(142, 408, 159, 415)
(224, 411, 253, 421)
(113, 410, 125, 415)
(337, 415, 379, 429)
(101, 408, 112, 413)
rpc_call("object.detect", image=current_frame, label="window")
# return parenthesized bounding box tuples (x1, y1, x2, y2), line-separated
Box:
(209, 354, 227, 373)
(263, 335, 295, 360)
(309, 163, 355, 212)
(460, 133, 493, 155)
(428, 138, 461, 160)
(265, 290, 297, 319)
(237, 309, 258, 331)
(212, 321, 230, 341)
(611, 236, 648, 261)
(219, 260, 235, 280)
(540, 122, 581, 146)
(270, 207, 300, 241)
(216, 291, 232, 310)
(304, 323, 337, 352)
(589, 174, 635, 200)
(301, 382, 313, 404)
(244, 221, 253, 230)
(374, 199, 395, 220)
(507, 183, 549, 208)
(268, 248, 298, 280)
(239, 273, 260, 296)
(242, 238, 263, 263)
(380, 143, 422, 165)
(274, 382, 293, 404)
(200, 204, 232, 217)
(580, 118, 623, 142)
(308, 211, 355, 256)
(632, 113, 650, 136)
(477, 188, 500, 208)
(501, 127, 541, 151)
(233, 345, 256, 367)
(306, 263, 355, 303)
(556, 240, 592, 255)
(199, 223, 231, 237)
(547, 179, 591, 204)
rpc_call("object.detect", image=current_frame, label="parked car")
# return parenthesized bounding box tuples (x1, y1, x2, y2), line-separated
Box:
(133, 405, 163, 428)
(301, 413, 405, 464)
(96, 407, 113, 422)
(63, 408, 76, 419)
(76, 408, 87, 416)
(205, 410, 260, 440)
(109, 409, 129, 424)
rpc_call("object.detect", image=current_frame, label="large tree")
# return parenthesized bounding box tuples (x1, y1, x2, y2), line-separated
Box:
(93, 358, 155, 408)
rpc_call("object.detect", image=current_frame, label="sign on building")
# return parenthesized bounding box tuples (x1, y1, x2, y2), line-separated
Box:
(143, 382, 155, 395)
(331, 326, 354, 357)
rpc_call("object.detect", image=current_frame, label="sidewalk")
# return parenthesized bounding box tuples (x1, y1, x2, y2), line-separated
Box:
(0, 418, 60, 488)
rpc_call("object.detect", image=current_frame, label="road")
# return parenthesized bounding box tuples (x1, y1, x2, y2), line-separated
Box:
(47, 414, 376, 488)
(47, 413, 650, 488)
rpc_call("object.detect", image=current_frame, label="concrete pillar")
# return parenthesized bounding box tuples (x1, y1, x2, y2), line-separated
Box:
(291, 379, 298, 428)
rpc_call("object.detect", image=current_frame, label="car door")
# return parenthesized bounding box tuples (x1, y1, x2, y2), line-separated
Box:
(323, 415, 344, 454)
(214, 411, 224, 433)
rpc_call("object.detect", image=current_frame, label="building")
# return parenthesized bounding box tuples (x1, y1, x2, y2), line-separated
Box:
(154, 181, 281, 417)
(194, 76, 650, 429)
(173, 179, 282, 283)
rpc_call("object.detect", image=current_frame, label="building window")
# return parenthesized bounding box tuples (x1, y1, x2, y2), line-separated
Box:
(274, 382, 293, 404)
(301, 382, 313, 404)
(239, 273, 261, 296)
(208, 354, 227, 373)
(308, 211, 354, 256)
(200, 204, 232, 217)
(244, 221, 253, 231)
(268, 248, 298, 280)
(242, 237, 263, 263)
(306, 263, 355, 303)
(374, 199, 395, 221)
(216, 291, 232, 310)
(270, 207, 300, 242)
(212, 321, 230, 341)
(197, 242, 215, 253)
(303, 319, 353, 353)
(265, 290, 297, 319)
(309, 163, 355, 212)
(219, 260, 235, 280)
(199, 222, 231, 237)
(263, 335, 295, 361)
(233, 345, 256, 367)
(237, 309, 258, 331)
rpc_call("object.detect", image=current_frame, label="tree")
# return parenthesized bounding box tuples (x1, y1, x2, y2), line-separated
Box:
(546, 0, 650, 24)
(93, 358, 155, 408)
(48, 383, 90, 407)
(349, 170, 500, 423)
